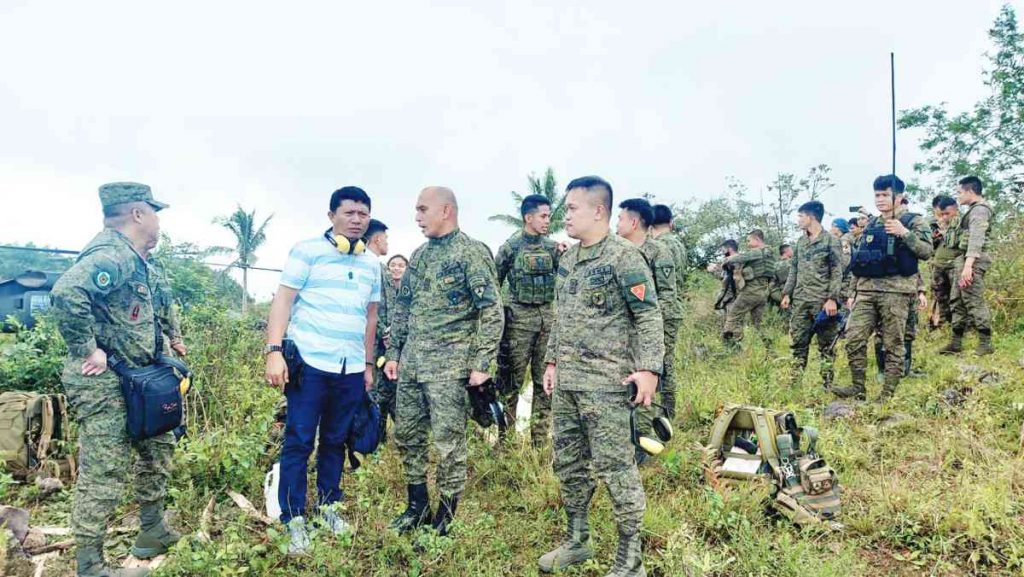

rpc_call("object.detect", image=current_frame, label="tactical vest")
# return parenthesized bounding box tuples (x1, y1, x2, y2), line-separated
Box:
(957, 201, 993, 253)
(740, 247, 775, 281)
(849, 213, 919, 278)
(510, 240, 556, 305)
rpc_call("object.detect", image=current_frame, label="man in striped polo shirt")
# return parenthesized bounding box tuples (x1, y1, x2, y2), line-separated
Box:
(264, 186, 381, 555)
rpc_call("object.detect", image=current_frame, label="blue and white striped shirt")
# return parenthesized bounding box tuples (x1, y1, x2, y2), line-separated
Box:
(280, 236, 381, 374)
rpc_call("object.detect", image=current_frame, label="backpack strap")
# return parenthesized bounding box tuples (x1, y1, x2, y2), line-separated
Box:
(34, 395, 55, 463)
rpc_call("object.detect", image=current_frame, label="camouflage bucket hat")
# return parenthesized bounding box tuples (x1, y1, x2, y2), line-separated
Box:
(98, 182, 169, 211)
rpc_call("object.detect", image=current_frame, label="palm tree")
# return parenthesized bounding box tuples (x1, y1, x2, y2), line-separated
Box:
(215, 206, 272, 315)
(488, 167, 566, 233)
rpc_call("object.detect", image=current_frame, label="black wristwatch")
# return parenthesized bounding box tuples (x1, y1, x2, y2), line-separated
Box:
(264, 344, 284, 355)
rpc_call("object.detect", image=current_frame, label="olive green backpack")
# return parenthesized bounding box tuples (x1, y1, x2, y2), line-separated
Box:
(703, 403, 841, 528)
(0, 391, 76, 480)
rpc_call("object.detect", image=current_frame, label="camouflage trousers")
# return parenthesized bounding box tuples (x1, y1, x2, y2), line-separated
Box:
(371, 367, 397, 425)
(501, 303, 552, 443)
(845, 291, 910, 387)
(930, 262, 956, 326)
(552, 388, 646, 532)
(61, 359, 174, 546)
(637, 319, 680, 434)
(904, 296, 920, 341)
(394, 378, 469, 497)
(788, 299, 838, 385)
(723, 278, 768, 340)
(951, 256, 992, 334)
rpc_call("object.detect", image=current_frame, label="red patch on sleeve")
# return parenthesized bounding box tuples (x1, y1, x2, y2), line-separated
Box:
(130, 304, 140, 321)
(630, 284, 646, 301)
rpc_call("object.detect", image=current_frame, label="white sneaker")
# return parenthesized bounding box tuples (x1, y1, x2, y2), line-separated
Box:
(321, 508, 352, 536)
(286, 516, 311, 556)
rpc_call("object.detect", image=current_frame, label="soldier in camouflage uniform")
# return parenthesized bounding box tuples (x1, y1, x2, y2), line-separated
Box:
(941, 176, 995, 356)
(495, 194, 559, 445)
(928, 195, 960, 328)
(51, 183, 179, 577)
(649, 204, 686, 419)
(718, 229, 775, 344)
(833, 175, 933, 402)
(616, 198, 678, 465)
(539, 177, 663, 577)
(149, 260, 186, 357)
(364, 219, 398, 432)
(781, 201, 843, 388)
(768, 244, 792, 310)
(384, 187, 504, 537)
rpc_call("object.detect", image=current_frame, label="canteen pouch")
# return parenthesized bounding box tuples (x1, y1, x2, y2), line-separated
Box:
(111, 355, 189, 441)
(799, 458, 836, 495)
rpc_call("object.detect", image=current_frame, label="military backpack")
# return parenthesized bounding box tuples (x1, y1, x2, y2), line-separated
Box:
(0, 391, 76, 480)
(703, 403, 841, 528)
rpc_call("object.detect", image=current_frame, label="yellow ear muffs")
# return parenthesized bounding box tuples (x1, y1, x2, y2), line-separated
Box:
(627, 382, 673, 457)
(333, 235, 366, 255)
(651, 415, 673, 443)
(638, 435, 666, 456)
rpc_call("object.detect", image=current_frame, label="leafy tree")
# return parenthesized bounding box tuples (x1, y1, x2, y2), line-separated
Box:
(766, 173, 801, 243)
(215, 207, 272, 315)
(899, 4, 1024, 212)
(801, 164, 835, 201)
(488, 167, 566, 233)
(149, 235, 240, 312)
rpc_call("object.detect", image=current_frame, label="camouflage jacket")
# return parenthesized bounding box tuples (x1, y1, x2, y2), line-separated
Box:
(724, 246, 776, 281)
(784, 230, 843, 305)
(930, 214, 963, 267)
(51, 228, 160, 368)
(385, 228, 504, 381)
(838, 232, 855, 272)
(375, 261, 396, 356)
(655, 232, 688, 302)
(495, 230, 559, 306)
(149, 259, 181, 352)
(957, 200, 994, 259)
(545, 234, 664, 392)
(849, 210, 933, 294)
(638, 236, 681, 322)
(769, 259, 790, 302)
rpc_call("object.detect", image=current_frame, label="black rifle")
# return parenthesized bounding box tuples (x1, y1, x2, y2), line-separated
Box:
(714, 263, 738, 311)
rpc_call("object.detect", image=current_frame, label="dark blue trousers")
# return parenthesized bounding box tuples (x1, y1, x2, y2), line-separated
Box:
(279, 365, 363, 524)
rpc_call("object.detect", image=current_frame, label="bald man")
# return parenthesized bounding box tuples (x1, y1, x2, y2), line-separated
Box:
(384, 187, 504, 537)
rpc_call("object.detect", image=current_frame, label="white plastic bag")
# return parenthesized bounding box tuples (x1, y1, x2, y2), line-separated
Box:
(264, 462, 282, 522)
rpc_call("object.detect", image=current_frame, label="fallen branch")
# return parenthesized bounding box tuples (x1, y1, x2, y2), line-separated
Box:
(25, 539, 73, 556)
(197, 496, 216, 543)
(227, 490, 273, 525)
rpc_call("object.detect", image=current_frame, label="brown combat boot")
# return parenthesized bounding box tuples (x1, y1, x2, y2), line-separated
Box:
(875, 376, 899, 403)
(975, 330, 994, 356)
(939, 331, 964, 355)
(831, 369, 866, 401)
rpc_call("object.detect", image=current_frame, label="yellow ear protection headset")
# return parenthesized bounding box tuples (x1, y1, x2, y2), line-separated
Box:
(627, 382, 674, 456)
(324, 228, 366, 255)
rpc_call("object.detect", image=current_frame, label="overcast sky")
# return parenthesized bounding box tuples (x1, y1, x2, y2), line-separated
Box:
(1, 1, 1018, 299)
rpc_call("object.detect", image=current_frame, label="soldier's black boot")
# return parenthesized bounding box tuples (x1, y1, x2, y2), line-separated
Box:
(939, 330, 964, 355)
(902, 340, 913, 377)
(431, 493, 460, 536)
(874, 341, 886, 383)
(391, 483, 432, 534)
(831, 369, 866, 401)
(77, 541, 150, 577)
(603, 527, 646, 577)
(538, 513, 594, 573)
(975, 329, 994, 356)
(131, 504, 180, 559)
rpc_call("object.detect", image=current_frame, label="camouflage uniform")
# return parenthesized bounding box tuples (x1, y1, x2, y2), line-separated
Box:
(386, 229, 503, 498)
(495, 230, 558, 443)
(637, 236, 679, 425)
(838, 232, 855, 303)
(721, 246, 775, 340)
(840, 209, 933, 399)
(372, 262, 398, 425)
(768, 258, 790, 308)
(50, 188, 175, 560)
(929, 217, 961, 326)
(783, 232, 843, 385)
(545, 234, 663, 573)
(149, 260, 181, 356)
(950, 200, 994, 341)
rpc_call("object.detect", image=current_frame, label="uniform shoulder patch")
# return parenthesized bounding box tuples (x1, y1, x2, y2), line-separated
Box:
(630, 283, 647, 301)
(93, 269, 113, 289)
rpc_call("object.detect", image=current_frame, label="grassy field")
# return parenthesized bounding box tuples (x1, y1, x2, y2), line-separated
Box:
(3, 284, 1023, 576)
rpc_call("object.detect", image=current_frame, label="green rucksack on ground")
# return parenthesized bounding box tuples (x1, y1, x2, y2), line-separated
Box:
(0, 391, 76, 480)
(702, 403, 842, 528)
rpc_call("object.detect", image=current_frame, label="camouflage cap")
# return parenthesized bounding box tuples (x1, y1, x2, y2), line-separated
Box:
(98, 182, 169, 211)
